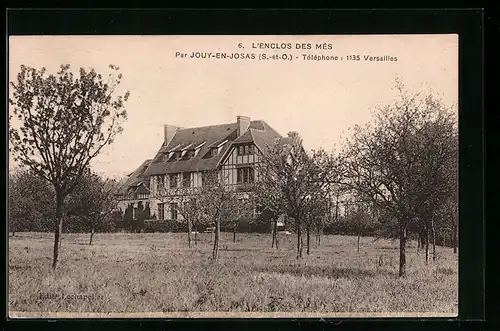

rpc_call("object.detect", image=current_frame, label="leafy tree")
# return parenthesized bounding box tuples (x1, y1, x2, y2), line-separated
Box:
(436, 192, 458, 253)
(66, 170, 120, 245)
(8, 168, 55, 234)
(341, 79, 458, 276)
(123, 204, 134, 231)
(9, 64, 129, 268)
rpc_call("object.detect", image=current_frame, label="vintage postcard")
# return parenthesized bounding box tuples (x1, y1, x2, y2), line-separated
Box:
(8, 34, 458, 318)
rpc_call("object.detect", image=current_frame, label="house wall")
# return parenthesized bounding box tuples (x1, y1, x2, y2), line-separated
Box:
(149, 197, 186, 221)
(220, 144, 260, 185)
(151, 172, 204, 196)
(125, 143, 265, 223)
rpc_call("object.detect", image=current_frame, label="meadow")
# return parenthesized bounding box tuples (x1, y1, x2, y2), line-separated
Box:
(9, 232, 458, 317)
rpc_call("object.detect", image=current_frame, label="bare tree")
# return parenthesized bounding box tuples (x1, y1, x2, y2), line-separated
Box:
(197, 171, 245, 260)
(252, 166, 287, 249)
(414, 118, 458, 262)
(9, 64, 129, 268)
(303, 194, 329, 255)
(228, 195, 255, 243)
(255, 132, 340, 259)
(342, 79, 458, 277)
(348, 199, 374, 253)
(153, 174, 208, 248)
(174, 195, 203, 248)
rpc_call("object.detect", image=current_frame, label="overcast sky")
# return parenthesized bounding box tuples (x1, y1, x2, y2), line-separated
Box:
(9, 35, 458, 178)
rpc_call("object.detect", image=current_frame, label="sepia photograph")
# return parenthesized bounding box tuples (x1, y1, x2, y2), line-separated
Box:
(8, 34, 459, 318)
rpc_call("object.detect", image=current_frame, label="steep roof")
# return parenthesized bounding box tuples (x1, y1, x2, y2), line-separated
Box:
(232, 128, 254, 144)
(243, 121, 292, 154)
(116, 159, 152, 195)
(144, 120, 271, 175)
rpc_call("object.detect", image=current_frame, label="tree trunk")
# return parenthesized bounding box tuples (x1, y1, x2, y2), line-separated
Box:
(300, 232, 304, 258)
(398, 224, 407, 277)
(425, 226, 429, 264)
(233, 227, 236, 243)
(315, 225, 321, 248)
(275, 222, 279, 250)
(453, 221, 458, 253)
(187, 220, 192, 249)
(212, 219, 220, 260)
(52, 191, 64, 270)
(271, 220, 278, 249)
(357, 233, 360, 253)
(335, 193, 339, 221)
(271, 223, 275, 248)
(296, 220, 301, 259)
(306, 225, 310, 255)
(89, 227, 95, 246)
(431, 217, 436, 261)
(194, 229, 198, 246)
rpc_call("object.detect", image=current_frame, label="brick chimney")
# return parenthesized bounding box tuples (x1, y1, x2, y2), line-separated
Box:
(164, 125, 179, 146)
(237, 115, 251, 137)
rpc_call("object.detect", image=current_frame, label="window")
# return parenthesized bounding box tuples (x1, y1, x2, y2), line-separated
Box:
(170, 202, 178, 220)
(200, 171, 206, 186)
(169, 173, 178, 188)
(158, 203, 165, 220)
(183, 172, 191, 187)
(186, 149, 195, 158)
(211, 148, 218, 157)
(237, 167, 255, 184)
(237, 144, 254, 156)
(157, 175, 165, 187)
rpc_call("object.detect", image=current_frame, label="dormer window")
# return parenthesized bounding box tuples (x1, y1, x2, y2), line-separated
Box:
(206, 139, 226, 158)
(168, 151, 181, 162)
(194, 141, 206, 157)
(186, 149, 195, 158)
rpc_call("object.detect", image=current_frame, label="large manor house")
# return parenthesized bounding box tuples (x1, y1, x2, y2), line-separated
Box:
(116, 116, 292, 224)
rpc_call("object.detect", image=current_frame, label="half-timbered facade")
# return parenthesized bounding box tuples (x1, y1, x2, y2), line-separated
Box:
(115, 159, 152, 220)
(117, 115, 292, 224)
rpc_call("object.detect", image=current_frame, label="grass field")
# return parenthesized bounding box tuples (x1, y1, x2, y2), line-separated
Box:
(9, 232, 458, 316)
